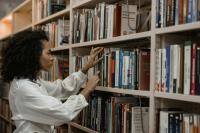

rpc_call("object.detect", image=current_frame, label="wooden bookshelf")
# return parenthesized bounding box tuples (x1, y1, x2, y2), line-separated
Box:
(0, 114, 10, 123)
(69, 122, 99, 133)
(0, 34, 12, 41)
(33, 8, 70, 26)
(0, 97, 14, 133)
(72, 0, 92, 9)
(154, 92, 200, 104)
(12, 0, 32, 33)
(71, 31, 151, 48)
(156, 22, 200, 35)
(13, 24, 32, 35)
(2, 97, 8, 101)
(96, 86, 151, 97)
(11, 0, 32, 13)
(0, 14, 13, 40)
(51, 45, 70, 52)
(1, 0, 200, 132)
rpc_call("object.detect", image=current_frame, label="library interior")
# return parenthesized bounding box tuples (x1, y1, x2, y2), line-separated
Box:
(0, 0, 200, 133)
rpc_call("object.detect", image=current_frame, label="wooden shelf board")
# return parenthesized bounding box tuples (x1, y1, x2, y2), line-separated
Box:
(69, 122, 99, 133)
(72, 0, 117, 9)
(154, 92, 200, 103)
(1, 97, 9, 101)
(34, 8, 70, 26)
(12, 0, 32, 13)
(95, 86, 151, 97)
(13, 24, 32, 35)
(11, 121, 15, 126)
(72, 0, 92, 9)
(51, 45, 70, 52)
(71, 31, 151, 48)
(0, 114, 10, 123)
(156, 22, 200, 34)
(0, 34, 12, 40)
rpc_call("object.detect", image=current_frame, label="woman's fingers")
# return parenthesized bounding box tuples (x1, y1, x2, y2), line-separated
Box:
(96, 71, 100, 75)
(92, 47, 102, 52)
(93, 56, 103, 65)
(91, 47, 104, 55)
(93, 47, 104, 57)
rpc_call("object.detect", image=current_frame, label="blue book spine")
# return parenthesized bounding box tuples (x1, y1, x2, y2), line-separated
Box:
(119, 49, 123, 88)
(156, 0, 161, 27)
(175, 0, 179, 25)
(192, 0, 198, 22)
(187, 0, 193, 23)
(166, 46, 171, 93)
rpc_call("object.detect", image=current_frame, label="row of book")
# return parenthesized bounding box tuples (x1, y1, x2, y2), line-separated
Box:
(36, 0, 69, 21)
(72, 2, 137, 43)
(0, 98, 13, 133)
(55, 125, 68, 133)
(72, 48, 150, 90)
(78, 95, 149, 133)
(0, 121, 12, 133)
(41, 55, 69, 81)
(155, 41, 200, 95)
(156, 0, 200, 28)
(0, 99, 11, 120)
(37, 19, 70, 48)
(159, 110, 200, 133)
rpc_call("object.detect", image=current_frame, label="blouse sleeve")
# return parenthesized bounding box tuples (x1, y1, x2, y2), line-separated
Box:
(40, 70, 87, 100)
(14, 80, 88, 126)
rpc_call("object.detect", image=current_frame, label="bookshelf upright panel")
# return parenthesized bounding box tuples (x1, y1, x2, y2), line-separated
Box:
(12, 0, 32, 34)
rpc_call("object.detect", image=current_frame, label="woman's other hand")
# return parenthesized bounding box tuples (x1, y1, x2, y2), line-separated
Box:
(81, 47, 104, 74)
(80, 73, 100, 98)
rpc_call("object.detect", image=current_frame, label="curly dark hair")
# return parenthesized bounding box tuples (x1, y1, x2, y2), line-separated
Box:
(1, 30, 48, 83)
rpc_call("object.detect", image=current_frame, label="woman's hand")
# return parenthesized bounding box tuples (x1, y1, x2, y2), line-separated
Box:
(85, 75, 100, 92)
(80, 74, 100, 98)
(81, 47, 104, 74)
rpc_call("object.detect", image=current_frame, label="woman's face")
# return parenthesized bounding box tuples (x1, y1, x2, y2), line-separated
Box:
(40, 40, 54, 71)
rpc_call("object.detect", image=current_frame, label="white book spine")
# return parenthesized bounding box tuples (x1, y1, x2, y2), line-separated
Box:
(184, 45, 191, 95)
(124, 54, 129, 87)
(159, 111, 169, 133)
(115, 50, 119, 87)
(155, 49, 162, 91)
(173, 45, 179, 93)
(161, 48, 166, 92)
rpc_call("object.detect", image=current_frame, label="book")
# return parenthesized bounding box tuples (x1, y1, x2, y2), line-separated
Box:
(121, 4, 137, 35)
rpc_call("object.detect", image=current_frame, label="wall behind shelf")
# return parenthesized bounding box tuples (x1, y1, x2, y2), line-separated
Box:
(0, 0, 24, 19)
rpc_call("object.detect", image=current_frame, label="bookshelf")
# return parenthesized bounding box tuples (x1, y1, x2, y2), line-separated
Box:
(72, 0, 91, 9)
(33, 8, 70, 26)
(70, 31, 151, 48)
(0, 97, 14, 133)
(155, 22, 200, 34)
(0, 0, 200, 132)
(0, 15, 12, 40)
(12, 0, 32, 34)
(154, 92, 200, 104)
(69, 122, 99, 133)
(95, 87, 151, 97)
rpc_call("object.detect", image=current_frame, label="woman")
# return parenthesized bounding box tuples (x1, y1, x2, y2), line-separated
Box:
(1, 30, 103, 133)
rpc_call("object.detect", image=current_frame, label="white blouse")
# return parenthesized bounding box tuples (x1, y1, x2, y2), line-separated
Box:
(9, 71, 88, 133)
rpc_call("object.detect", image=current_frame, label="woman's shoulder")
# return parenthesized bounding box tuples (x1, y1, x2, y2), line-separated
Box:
(11, 78, 34, 86)
(10, 78, 39, 93)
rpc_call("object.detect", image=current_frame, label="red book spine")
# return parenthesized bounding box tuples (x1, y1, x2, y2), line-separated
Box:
(191, 43, 197, 95)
